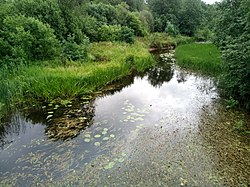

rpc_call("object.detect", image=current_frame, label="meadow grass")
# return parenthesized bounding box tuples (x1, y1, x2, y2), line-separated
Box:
(0, 39, 155, 119)
(175, 43, 222, 76)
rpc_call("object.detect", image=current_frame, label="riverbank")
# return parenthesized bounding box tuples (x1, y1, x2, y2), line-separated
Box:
(175, 43, 222, 76)
(0, 39, 155, 123)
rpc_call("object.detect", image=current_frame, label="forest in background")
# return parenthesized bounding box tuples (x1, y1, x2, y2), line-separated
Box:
(0, 0, 249, 112)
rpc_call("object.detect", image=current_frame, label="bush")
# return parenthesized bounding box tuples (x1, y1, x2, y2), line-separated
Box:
(82, 16, 101, 42)
(62, 35, 89, 61)
(13, 0, 65, 41)
(85, 3, 117, 24)
(117, 26, 135, 44)
(98, 24, 120, 41)
(137, 10, 154, 33)
(194, 28, 213, 42)
(165, 21, 179, 37)
(126, 13, 146, 37)
(0, 15, 59, 65)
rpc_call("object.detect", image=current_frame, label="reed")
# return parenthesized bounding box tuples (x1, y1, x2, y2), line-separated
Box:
(175, 43, 222, 76)
(0, 39, 155, 117)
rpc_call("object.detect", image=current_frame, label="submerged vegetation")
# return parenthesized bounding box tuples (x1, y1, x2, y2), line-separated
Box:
(0, 0, 249, 185)
(0, 0, 249, 118)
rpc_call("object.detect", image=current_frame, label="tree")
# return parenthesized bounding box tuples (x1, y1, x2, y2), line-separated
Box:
(13, 0, 66, 41)
(0, 15, 59, 65)
(178, 0, 204, 36)
(148, 0, 181, 32)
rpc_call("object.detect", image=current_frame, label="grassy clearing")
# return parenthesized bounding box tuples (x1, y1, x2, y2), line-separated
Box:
(175, 43, 222, 76)
(0, 39, 155, 118)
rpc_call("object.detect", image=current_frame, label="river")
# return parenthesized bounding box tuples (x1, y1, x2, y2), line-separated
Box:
(0, 52, 249, 186)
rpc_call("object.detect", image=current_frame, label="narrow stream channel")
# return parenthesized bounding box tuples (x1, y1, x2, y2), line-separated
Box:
(0, 53, 249, 186)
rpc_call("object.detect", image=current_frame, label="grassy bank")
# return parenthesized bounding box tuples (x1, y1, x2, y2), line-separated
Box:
(175, 43, 222, 76)
(0, 39, 155, 120)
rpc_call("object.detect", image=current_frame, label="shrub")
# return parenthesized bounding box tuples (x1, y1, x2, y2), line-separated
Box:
(62, 35, 89, 61)
(117, 26, 135, 44)
(165, 21, 179, 37)
(13, 0, 65, 41)
(126, 13, 146, 37)
(98, 24, 120, 41)
(85, 3, 117, 24)
(0, 15, 59, 66)
(137, 10, 154, 33)
(82, 16, 101, 42)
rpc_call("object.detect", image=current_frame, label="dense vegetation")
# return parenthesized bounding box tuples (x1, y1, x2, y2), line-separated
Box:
(214, 0, 250, 111)
(175, 43, 222, 76)
(0, 0, 249, 119)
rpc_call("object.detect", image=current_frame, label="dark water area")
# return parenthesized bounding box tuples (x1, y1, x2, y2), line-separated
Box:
(0, 54, 249, 186)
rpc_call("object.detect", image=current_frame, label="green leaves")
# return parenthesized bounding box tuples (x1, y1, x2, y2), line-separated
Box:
(0, 15, 59, 64)
(215, 0, 250, 111)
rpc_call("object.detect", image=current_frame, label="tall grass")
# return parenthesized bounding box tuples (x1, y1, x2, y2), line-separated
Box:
(0, 39, 155, 118)
(175, 43, 222, 76)
(146, 33, 194, 49)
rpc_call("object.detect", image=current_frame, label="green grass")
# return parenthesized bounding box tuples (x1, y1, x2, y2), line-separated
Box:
(175, 43, 222, 76)
(0, 39, 155, 119)
(146, 33, 194, 49)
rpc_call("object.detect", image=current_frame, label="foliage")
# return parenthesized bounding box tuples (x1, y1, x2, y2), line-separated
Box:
(165, 21, 179, 36)
(126, 13, 146, 37)
(0, 39, 154, 107)
(0, 15, 59, 65)
(148, 33, 193, 49)
(226, 96, 239, 109)
(62, 36, 89, 61)
(82, 2, 146, 41)
(137, 10, 154, 32)
(178, 0, 204, 36)
(126, 0, 144, 11)
(13, 0, 66, 41)
(148, 0, 181, 32)
(175, 43, 222, 75)
(215, 0, 250, 111)
(194, 28, 214, 42)
(85, 3, 117, 25)
(81, 16, 101, 42)
(116, 26, 135, 44)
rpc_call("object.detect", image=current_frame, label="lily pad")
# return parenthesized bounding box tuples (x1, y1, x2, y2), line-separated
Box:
(103, 128, 108, 131)
(104, 162, 115, 170)
(110, 134, 115, 138)
(103, 137, 109, 141)
(84, 134, 91, 138)
(102, 131, 107, 135)
(48, 111, 54, 114)
(94, 142, 101, 147)
(84, 138, 91, 143)
(94, 134, 101, 138)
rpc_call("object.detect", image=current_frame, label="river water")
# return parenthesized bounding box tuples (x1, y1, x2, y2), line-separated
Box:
(0, 54, 249, 186)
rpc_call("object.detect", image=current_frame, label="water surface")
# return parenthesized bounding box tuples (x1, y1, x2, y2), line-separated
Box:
(0, 56, 249, 186)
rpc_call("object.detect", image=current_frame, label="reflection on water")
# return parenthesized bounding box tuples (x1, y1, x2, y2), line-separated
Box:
(147, 59, 174, 87)
(0, 55, 249, 187)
